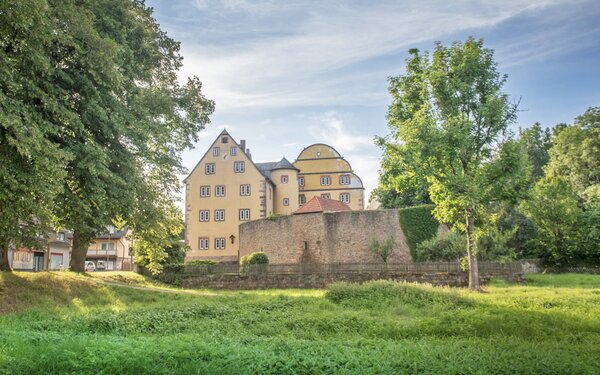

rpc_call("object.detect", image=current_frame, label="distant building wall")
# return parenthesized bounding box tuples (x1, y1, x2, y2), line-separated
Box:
(239, 210, 413, 264)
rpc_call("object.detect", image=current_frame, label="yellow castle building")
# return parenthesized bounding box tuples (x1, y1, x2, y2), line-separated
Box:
(184, 130, 364, 262)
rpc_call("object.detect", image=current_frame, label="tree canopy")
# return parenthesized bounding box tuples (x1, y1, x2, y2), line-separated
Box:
(381, 38, 529, 290)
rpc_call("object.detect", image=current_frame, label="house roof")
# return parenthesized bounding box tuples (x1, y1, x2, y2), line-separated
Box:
(293, 196, 351, 215)
(255, 157, 299, 179)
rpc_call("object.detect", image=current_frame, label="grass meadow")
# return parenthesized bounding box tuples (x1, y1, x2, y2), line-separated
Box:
(0, 271, 599, 374)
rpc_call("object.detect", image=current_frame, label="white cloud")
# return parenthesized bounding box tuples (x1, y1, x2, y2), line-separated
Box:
(171, 0, 572, 110)
(308, 112, 373, 153)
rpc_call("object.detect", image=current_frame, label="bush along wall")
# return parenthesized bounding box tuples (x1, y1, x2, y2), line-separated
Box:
(398, 204, 439, 257)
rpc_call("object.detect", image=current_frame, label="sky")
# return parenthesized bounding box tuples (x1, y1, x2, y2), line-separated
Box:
(146, 0, 600, 204)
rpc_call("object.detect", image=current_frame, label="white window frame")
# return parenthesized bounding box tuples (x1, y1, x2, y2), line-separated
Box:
(239, 209, 250, 221)
(200, 186, 211, 197)
(215, 238, 225, 250)
(198, 237, 209, 250)
(213, 147, 220, 157)
(215, 209, 225, 221)
(320, 176, 331, 186)
(205, 163, 216, 174)
(230, 147, 237, 156)
(298, 177, 305, 186)
(340, 175, 350, 185)
(215, 185, 225, 197)
(240, 184, 251, 196)
(299, 194, 306, 205)
(283, 198, 289, 206)
(281, 175, 288, 184)
(234, 161, 245, 173)
(199, 210, 210, 222)
(340, 193, 350, 204)
(321, 193, 331, 199)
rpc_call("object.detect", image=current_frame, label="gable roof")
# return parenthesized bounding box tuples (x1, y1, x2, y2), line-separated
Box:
(293, 196, 351, 215)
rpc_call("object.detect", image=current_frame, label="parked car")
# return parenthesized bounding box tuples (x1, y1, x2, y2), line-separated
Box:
(96, 260, 106, 271)
(85, 261, 96, 272)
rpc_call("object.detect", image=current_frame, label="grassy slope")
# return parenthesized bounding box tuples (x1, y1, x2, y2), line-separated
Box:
(0, 272, 599, 374)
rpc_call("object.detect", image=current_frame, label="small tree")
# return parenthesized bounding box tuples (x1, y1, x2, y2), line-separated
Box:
(380, 38, 529, 290)
(369, 237, 396, 263)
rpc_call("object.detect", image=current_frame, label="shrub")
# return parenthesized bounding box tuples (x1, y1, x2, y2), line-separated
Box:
(162, 263, 184, 273)
(414, 231, 465, 262)
(186, 260, 218, 266)
(240, 252, 269, 265)
(369, 236, 396, 263)
(398, 204, 439, 255)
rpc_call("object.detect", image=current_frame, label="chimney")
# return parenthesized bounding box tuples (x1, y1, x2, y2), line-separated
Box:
(246, 148, 252, 160)
(240, 140, 246, 152)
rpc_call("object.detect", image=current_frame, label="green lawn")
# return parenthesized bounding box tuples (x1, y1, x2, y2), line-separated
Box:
(1, 272, 599, 374)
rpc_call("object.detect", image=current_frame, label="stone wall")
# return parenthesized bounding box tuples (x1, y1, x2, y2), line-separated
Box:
(239, 210, 413, 264)
(181, 270, 524, 290)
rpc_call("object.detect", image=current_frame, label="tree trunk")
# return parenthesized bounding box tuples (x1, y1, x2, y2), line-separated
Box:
(0, 240, 12, 272)
(466, 213, 480, 291)
(69, 230, 89, 272)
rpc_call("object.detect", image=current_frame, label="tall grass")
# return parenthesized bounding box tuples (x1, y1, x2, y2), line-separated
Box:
(1, 272, 599, 374)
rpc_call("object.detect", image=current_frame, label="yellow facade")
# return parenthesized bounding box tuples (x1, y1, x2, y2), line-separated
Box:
(184, 133, 364, 262)
(293, 144, 365, 210)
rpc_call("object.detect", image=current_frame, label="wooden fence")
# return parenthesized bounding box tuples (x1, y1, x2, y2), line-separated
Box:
(183, 261, 523, 276)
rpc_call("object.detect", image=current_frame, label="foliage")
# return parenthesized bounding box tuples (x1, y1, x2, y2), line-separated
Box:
(414, 231, 465, 262)
(380, 37, 530, 289)
(517, 122, 553, 183)
(133, 203, 188, 275)
(186, 260, 218, 266)
(265, 214, 285, 221)
(2, 272, 600, 374)
(0, 0, 72, 270)
(546, 107, 600, 202)
(496, 204, 538, 258)
(1, 0, 214, 271)
(398, 204, 439, 255)
(240, 252, 269, 265)
(521, 176, 581, 266)
(579, 199, 600, 264)
(368, 236, 396, 263)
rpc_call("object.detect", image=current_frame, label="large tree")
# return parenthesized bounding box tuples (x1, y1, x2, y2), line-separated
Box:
(381, 38, 529, 290)
(1, 0, 214, 272)
(517, 122, 553, 183)
(0, 0, 71, 270)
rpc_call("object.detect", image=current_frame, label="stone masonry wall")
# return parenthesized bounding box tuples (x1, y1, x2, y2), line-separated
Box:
(182, 271, 525, 290)
(239, 210, 413, 264)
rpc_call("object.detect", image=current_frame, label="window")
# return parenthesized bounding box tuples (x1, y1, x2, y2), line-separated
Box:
(240, 184, 251, 196)
(340, 175, 350, 185)
(283, 198, 289, 206)
(239, 209, 250, 221)
(340, 193, 350, 203)
(214, 209, 225, 221)
(200, 186, 211, 197)
(213, 147, 220, 156)
(234, 161, 245, 173)
(205, 163, 215, 174)
(216, 185, 225, 197)
(281, 175, 288, 184)
(57, 233, 65, 241)
(299, 194, 306, 205)
(221, 137, 228, 143)
(215, 238, 226, 250)
(320, 175, 331, 186)
(298, 177, 305, 187)
(198, 237, 209, 250)
(199, 210, 210, 222)
(230, 147, 237, 156)
(321, 193, 331, 199)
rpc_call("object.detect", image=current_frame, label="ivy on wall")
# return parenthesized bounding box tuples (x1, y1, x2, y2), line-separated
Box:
(398, 204, 439, 256)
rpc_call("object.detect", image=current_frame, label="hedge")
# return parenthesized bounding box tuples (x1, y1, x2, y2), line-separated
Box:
(398, 204, 439, 257)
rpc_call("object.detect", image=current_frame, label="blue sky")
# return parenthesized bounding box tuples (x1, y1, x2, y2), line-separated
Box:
(146, 0, 600, 202)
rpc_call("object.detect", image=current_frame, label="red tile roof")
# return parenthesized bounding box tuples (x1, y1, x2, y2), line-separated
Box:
(293, 196, 351, 214)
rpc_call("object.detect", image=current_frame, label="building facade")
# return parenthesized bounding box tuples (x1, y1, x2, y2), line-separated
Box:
(293, 144, 365, 210)
(184, 131, 365, 262)
(7, 230, 72, 271)
(85, 228, 133, 271)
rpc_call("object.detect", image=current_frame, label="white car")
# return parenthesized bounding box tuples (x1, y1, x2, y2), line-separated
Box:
(85, 261, 96, 272)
